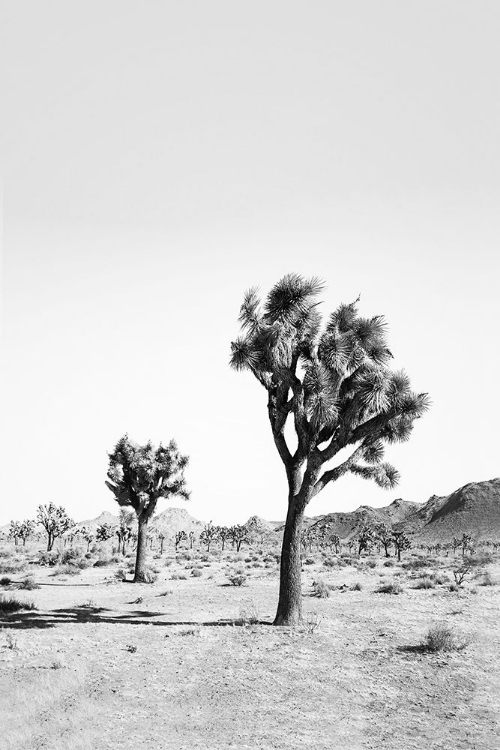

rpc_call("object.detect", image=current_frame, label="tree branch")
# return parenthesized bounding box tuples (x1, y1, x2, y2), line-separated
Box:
(311, 445, 366, 497)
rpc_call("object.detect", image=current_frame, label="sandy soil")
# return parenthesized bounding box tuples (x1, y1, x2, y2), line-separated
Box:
(1, 553, 499, 750)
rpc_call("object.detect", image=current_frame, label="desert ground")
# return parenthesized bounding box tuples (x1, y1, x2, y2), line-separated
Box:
(1, 542, 499, 750)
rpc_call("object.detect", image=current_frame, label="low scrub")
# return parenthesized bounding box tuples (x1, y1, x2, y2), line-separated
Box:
(0, 595, 37, 614)
(413, 577, 435, 590)
(228, 573, 247, 586)
(17, 576, 41, 591)
(375, 581, 403, 595)
(312, 579, 331, 598)
(422, 622, 469, 652)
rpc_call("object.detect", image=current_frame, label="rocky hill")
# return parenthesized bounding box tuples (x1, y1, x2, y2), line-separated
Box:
(304, 499, 420, 540)
(393, 478, 500, 542)
(150, 507, 204, 538)
(75, 511, 119, 530)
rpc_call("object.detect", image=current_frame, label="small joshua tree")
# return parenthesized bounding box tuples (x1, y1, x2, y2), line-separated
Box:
(78, 526, 95, 552)
(460, 533, 473, 557)
(228, 524, 249, 552)
(116, 510, 135, 555)
(18, 520, 35, 546)
(37, 503, 74, 551)
(392, 530, 411, 561)
(357, 525, 375, 556)
(231, 274, 429, 625)
(174, 530, 188, 552)
(374, 523, 393, 557)
(188, 530, 196, 549)
(216, 526, 231, 551)
(8, 521, 22, 546)
(199, 523, 219, 552)
(106, 435, 189, 582)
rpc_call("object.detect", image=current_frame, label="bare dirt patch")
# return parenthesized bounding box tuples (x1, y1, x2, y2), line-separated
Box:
(1, 553, 499, 749)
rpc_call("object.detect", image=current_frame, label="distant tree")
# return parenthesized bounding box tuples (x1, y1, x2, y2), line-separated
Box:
(228, 524, 249, 552)
(451, 537, 462, 555)
(37, 503, 74, 551)
(392, 530, 411, 561)
(188, 530, 196, 550)
(8, 521, 22, 546)
(18, 519, 35, 546)
(79, 526, 95, 552)
(216, 526, 231, 551)
(96, 523, 114, 543)
(158, 533, 166, 555)
(460, 533, 473, 557)
(357, 525, 375, 556)
(105, 435, 189, 582)
(374, 523, 393, 557)
(231, 274, 429, 625)
(175, 530, 188, 552)
(116, 510, 135, 555)
(199, 523, 219, 552)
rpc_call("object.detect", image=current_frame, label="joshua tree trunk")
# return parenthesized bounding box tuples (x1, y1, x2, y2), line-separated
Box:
(134, 516, 148, 582)
(273, 502, 304, 626)
(47, 532, 54, 551)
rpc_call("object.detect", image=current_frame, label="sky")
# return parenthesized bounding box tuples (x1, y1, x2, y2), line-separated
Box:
(1, 1, 499, 527)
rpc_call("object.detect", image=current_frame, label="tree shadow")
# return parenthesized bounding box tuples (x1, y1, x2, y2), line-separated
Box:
(0, 606, 273, 630)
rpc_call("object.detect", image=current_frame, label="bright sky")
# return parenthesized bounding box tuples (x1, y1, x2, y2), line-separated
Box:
(1, 1, 499, 527)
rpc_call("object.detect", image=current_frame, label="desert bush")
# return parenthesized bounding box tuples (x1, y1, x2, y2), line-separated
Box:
(141, 569, 158, 584)
(350, 582, 363, 591)
(402, 557, 430, 571)
(0, 560, 27, 574)
(312, 579, 331, 598)
(228, 573, 247, 586)
(452, 562, 473, 586)
(0, 595, 37, 613)
(366, 559, 377, 569)
(115, 568, 128, 581)
(158, 589, 173, 596)
(171, 573, 187, 580)
(323, 558, 337, 568)
(237, 599, 259, 625)
(375, 581, 403, 595)
(0, 576, 12, 586)
(304, 557, 315, 565)
(303, 610, 322, 634)
(422, 622, 469, 652)
(479, 571, 496, 586)
(383, 559, 395, 567)
(191, 568, 203, 577)
(414, 577, 435, 590)
(52, 564, 81, 576)
(93, 556, 113, 568)
(17, 576, 41, 590)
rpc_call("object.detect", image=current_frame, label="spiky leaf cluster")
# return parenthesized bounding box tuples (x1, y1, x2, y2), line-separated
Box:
(230, 274, 429, 499)
(106, 434, 190, 522)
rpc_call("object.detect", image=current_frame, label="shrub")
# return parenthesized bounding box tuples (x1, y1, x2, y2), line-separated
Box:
(414, 577, 435, 590)
(17, 576, 41, 591)
(0, 576, 12, 586)
(304, 557, 315, 565)
(422, 622, 469, 652)
(93, 557, 113, 568)
(0, 595, 37, 613)
(350, 582, 363, 591)
(114, 568, 127, 581)
(228, 574, 247, 586)
(52, 564, 81, 576)
(38, 551, 60, 567)
(237, 600, 259, 625)
(171, 573, 187, 580)
(366, 559, 377, 569)
(375, 581, 403, 595)
(191, 568, 203, 577)
(142, 569, 158, 584)
(312, 579, 331, 598)
(479, 571, 496, 586)
(323, 558, 336, 568)
(383, 559, 395, 567)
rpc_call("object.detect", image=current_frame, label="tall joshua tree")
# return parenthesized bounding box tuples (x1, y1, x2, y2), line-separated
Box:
(105, 435, 190, 582)
(230, 274, 429, 625)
